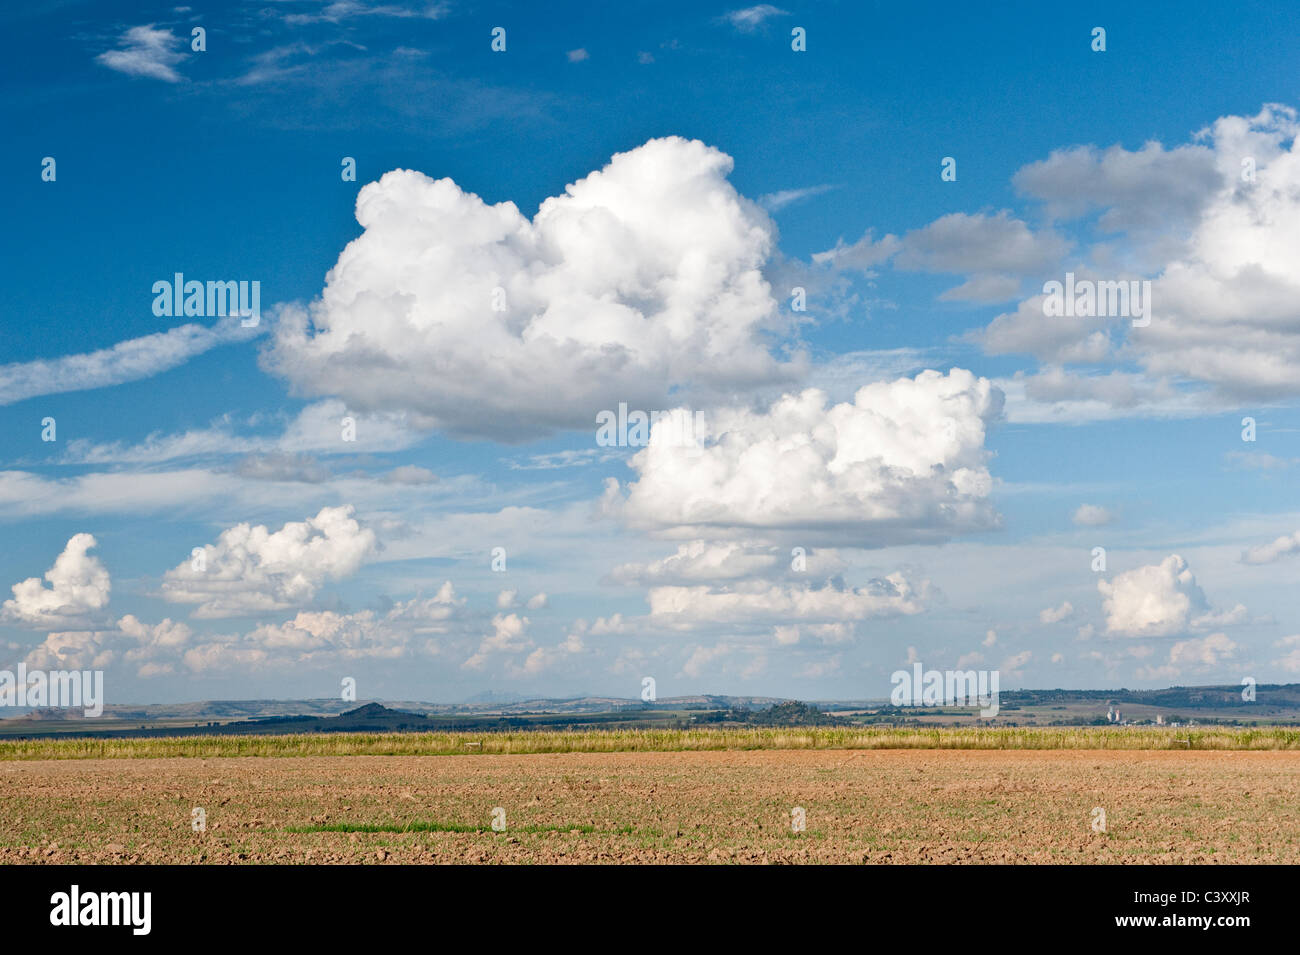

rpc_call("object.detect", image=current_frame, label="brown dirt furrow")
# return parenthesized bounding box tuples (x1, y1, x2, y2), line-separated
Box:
(1, 749, 1295, 864)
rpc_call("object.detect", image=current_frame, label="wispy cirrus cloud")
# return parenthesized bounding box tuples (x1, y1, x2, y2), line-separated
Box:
(0, 317, 261, 407)
(96, 25, 187, 82)
(758, 183, 837, 212)
(280, 1, 447, 26)
(721, 5, 788, 32)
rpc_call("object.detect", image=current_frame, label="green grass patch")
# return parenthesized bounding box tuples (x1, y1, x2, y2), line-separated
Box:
(285, 820, 598, 835)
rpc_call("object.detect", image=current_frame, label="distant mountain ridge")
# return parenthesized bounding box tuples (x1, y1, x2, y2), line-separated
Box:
(6, 684, 1300, 736)
(14, 694, 789, 723)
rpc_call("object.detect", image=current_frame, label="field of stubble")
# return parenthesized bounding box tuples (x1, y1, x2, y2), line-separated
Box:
(2, 749, 1297, 864)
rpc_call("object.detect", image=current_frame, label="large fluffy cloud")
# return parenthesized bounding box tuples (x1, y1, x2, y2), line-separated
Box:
(160, 505, 376, 617)
(977, 105, 1300, 406)
(2, 534, 111, 628)
(1098, 555, 1245, 638)
(1098, 555, 1203, 637)
(1139, 107, 1300, 397)
(605, 368, 1002, 545)
(265, 137, 801, 441)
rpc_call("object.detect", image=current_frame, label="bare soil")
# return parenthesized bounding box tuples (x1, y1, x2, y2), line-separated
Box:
(2, 749, 1296, 864)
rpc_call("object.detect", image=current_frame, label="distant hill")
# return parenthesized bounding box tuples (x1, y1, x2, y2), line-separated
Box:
(9, 694, 787, 723)
(697, 701, 844, 727)
(997, 684, 1300, 709)
(4, 683, 1300, 739)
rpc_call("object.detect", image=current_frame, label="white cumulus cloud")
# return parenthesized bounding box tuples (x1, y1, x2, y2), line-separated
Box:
(1072, 504, 1113, 526)
(1097, 555, 1243, 638)
(1242, 529, 1300, 565)
(160, 505, 376, 618)
(611, 540, 785, 584)
(265, 137, 801, 441)
(647, 574, 925, 629)
(1039, 600, 1074, 624)
(977, 105, 1300, 408)
(24, 585, 464, 677)
(1137, 633, 1238, 681)
(606, 368, 1002, 545)
(2, 534, 111, 628)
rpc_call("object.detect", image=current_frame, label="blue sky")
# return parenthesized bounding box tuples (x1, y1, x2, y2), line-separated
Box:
(2, 0, 1300, 704)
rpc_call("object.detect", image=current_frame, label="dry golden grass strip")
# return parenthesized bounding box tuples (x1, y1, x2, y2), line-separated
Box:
(1, 725, 1299, 760)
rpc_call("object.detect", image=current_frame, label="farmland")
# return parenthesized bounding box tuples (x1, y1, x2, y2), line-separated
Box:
(1, 731, 1298, 864)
